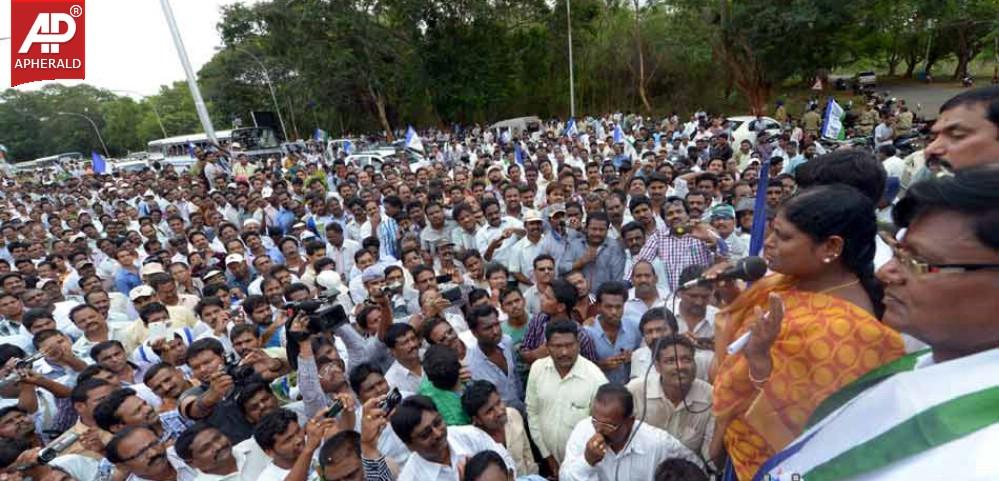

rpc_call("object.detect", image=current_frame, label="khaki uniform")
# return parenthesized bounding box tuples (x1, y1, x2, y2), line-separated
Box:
(896, 110, 914, 136)
(774, 105, 788, 124)
(802, 110, 822, 137)
(858, 108, 878, 135)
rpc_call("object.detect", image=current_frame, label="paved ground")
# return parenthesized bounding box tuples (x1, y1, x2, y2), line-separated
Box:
(877, 82, 971, 120)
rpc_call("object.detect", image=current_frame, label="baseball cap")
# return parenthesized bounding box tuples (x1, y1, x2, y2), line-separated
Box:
(361, 266, 385, 283)
(225, 253, 245, 265)
(129, 285, 156, 302)
(709, 205, 736, 220)
(140, 263, 165, 276)
(523, 209, 543, 223)
(549, 203, 566, 215)
(203, 270, 224, 281)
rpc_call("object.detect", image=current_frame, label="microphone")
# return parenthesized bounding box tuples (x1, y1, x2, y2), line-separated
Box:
(681, 256, 768, 290)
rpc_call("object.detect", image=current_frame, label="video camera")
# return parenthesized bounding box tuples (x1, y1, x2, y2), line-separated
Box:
(284, 294, 349, 344)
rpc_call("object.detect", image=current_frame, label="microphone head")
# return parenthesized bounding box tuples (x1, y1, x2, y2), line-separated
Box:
(738, 256, 769, 282)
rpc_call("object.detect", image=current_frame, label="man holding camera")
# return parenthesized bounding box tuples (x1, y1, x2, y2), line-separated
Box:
(178, 338, 256, 442)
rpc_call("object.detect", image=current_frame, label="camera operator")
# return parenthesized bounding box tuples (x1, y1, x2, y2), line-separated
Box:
(288, 313, 357, 427)
(178, 338, 260, 442)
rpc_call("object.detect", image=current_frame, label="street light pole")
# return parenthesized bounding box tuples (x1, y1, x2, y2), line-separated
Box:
(566, 0, 576, 119)
(160, 0, 217, 144)
(234, 47, 289, 141)
(57, 111, 111, 158)
(113, 89, 168, 138)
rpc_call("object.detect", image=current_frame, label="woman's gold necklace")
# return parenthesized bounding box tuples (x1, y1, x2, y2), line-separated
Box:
(819, 279, 860, 294)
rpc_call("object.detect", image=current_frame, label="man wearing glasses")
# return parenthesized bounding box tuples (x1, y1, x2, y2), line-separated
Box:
(106, 425, 198, 481)
(758, 168, 999, 480)
(561, 383, 700, 481)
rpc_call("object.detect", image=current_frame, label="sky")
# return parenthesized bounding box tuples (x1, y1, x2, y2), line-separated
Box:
(1, 0, 261, 97)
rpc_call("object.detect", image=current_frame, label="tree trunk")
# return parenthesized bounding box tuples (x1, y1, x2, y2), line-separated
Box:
(953, 54, 970, 80)
(368, 81, 393, 141)
(885, 36, 900, 77)
(952, 29, 969, 80)
(633, 0, 652, 113)
(903, 55, 918, 78)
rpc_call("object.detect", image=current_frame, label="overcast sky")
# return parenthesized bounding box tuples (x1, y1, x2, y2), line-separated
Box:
(1, 0, 260, 96)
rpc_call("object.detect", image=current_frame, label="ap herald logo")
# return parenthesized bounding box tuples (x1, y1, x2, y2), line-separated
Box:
(10, 0, 86, 87)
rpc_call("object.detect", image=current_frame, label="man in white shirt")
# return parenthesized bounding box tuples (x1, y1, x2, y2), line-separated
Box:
(324, 222, 360, 279)
(521, 255, 556, 320)
(874, 113, 895, 149)
(252, 409, 307, 481)
(526, 320, 608, 474)
(174, 423, 240, 481)
(383, 324, 424, 394)
(390, 395, 516, 481)
(629, 308, 678, 381)
(876, 144, 905, 179)
(105, 425, 198, 481)
(560, 383, 702, 481)
(506, 209, 557, 287)
(621, 261, 670, 326)
(672, 266, 717, 340)
(475, 199, 524, 266)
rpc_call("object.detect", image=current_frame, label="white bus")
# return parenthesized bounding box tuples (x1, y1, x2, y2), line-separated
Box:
(147, 127, 281, 171)
(12, 152, 85, 173)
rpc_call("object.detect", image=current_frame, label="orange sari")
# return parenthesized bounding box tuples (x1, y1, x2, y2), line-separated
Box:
(712, 274, 904, 480)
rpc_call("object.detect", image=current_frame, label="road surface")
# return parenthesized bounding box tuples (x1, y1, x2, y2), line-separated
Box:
(878, 82, 969, 120)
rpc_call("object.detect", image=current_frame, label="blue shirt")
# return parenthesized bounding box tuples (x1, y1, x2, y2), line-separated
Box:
(277, 208, 296, 235)
(114, 268, 142, 295)
(557, 235, 626, 295)
(465, 336, 524, 412)
(584, 316, 642, 384)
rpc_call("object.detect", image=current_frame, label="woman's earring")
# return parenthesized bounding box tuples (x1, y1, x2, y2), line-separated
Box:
(823, 257, 832, 264)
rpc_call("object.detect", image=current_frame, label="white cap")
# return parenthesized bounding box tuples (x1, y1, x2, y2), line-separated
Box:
(140, 263, 165, 276)
(225, 253, 245, 265)
(129, 285, 156, 301)
(523, 209, 543, 223)
(316, 270, 344, 292)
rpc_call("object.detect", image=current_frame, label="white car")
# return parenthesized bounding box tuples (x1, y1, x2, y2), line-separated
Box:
(346, 150, 430, 172)
(110, 159, 150, 173)
(727, 115, 782, 147)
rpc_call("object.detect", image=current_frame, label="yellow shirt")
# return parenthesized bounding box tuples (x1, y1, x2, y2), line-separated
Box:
(525, 356, 607, 462)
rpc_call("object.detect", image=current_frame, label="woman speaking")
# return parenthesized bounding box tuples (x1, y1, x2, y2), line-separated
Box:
(712, 184, 905, 480)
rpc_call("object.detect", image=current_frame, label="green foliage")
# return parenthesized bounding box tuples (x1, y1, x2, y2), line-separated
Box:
(1, 0, 993, 159)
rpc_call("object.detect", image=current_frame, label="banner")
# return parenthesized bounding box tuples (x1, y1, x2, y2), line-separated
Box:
(821, 98, 846, 140)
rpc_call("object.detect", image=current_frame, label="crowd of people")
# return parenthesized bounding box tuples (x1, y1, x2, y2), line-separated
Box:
(0, 85, 996, 481)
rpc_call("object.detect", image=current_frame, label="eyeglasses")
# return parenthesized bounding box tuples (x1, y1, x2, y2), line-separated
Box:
(880, 232, 999, 275)
(591, 417, 623, 432)
(118, 440, 160, 463)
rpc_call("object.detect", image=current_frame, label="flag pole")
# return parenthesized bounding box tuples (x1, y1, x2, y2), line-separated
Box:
(160, 0, 217, 145)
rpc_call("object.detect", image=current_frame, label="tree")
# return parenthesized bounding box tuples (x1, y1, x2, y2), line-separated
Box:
(697, 0, 876, 114)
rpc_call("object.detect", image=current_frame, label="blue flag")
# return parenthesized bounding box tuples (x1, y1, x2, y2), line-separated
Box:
(748, 159, 771, 256)
(91, 151, 106, 174)
(342, 140, 354, 155)
(564, 118, 578, 137)
(404, 126, 424, 152)
(514, 142, 524, 165)
(613, 124, 624, 144)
